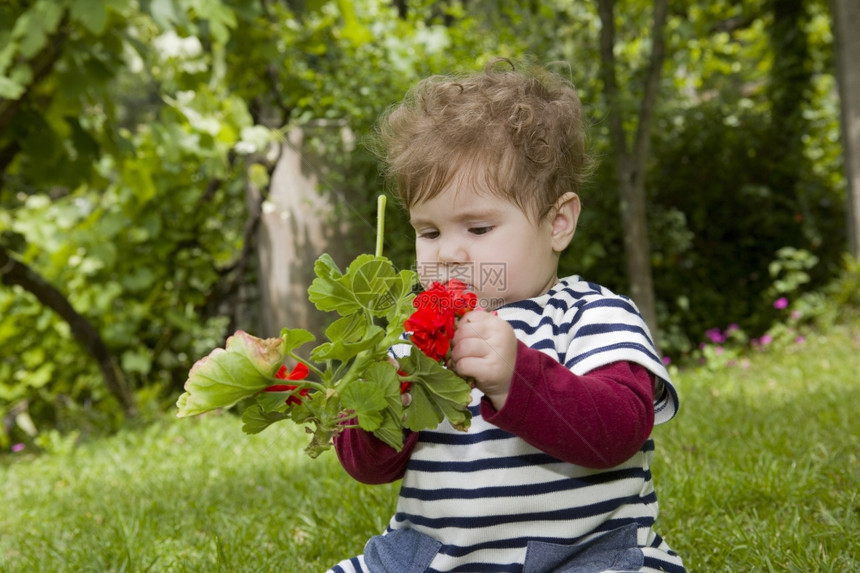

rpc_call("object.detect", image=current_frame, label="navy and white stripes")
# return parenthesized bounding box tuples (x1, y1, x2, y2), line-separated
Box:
(328, 276, 684, 572)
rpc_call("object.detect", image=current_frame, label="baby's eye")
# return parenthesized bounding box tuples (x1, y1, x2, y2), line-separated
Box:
(417, 230, 439, 239)
(469, 226, 493, 236)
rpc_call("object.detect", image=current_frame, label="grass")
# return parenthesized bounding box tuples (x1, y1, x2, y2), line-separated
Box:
(652, 319, 860, 572)
(0, 415, 398, 572)
(2, 319, 859, 572)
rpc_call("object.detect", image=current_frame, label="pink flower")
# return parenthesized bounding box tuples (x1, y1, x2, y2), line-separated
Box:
(661, 356, 672, 366)
(795, 335, 806, 344)
(774, 297, 789, 310)
(705, 328, 726, 344)
(12, 443, 25, 453)
(760, 334, 773, 345)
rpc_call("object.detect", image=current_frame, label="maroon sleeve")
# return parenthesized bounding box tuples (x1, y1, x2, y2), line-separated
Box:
(333, 425, 419, 484)
(481, 340, 655, 469)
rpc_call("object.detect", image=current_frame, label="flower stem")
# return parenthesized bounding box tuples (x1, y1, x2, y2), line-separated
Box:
(286, 352, 328, 390)
(375, 194, 386, 257)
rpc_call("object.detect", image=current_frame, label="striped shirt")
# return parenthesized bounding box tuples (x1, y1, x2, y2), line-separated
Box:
(330, 276, 684, 572)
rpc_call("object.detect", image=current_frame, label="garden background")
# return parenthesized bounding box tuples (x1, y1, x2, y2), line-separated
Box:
(2, 0, 859, 571)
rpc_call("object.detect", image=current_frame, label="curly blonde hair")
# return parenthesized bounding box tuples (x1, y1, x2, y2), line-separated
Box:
(377, 58, 592, 220)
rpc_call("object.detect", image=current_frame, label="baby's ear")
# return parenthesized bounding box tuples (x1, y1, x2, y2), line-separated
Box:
(550, 192, 580, 252)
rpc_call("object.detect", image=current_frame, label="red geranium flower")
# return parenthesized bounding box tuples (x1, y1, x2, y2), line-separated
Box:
(444, 279, 478, 318)
(404, 279, 477, 362)
(264, 363, 310, 406)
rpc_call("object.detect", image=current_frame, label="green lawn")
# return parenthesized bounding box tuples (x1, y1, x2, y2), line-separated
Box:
(2, 320, 859, 572)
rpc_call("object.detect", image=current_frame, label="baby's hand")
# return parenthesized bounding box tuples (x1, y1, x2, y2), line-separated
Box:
(451, 309, 517, 410)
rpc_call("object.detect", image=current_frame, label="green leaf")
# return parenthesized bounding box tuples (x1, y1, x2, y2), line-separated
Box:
(121, 347, 151, 375)
(385, 269, 419, 323)
(400, 349, 472, 432)
(241, 405, 289, 434)
(70, 0, 110, 36)
(280, 328, 316, 354)
(336, 0, 372, 46)
(121, 266, 156, 292)
(147, 0, 181, 29)
(197, 0, 237, 45)
(255, 389, 293, 413)
(340, 379, 387, 432)
(14, 2, 64, 58)
(344, 254, 406, 317)
(368, 361, 407, 450)
(311, 323, 384, 362)
(308, 254, 415, 318)
(372, 409, 405, 451)
(176, 331, 286, 417)
(0, 75, 25, 99)
(307, 254, 361, 315)
(324, 312, 366, 343)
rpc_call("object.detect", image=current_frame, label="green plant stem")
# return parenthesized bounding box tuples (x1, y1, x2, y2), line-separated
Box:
(375, 194, 386, 258)
(335, 349, 374, 395)
(287, 352, 325, 384)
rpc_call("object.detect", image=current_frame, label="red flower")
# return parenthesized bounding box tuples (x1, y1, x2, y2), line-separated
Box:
(404, 279, 477, 362)
(264, 363, 310, 406)
(444, 279, 478, 317)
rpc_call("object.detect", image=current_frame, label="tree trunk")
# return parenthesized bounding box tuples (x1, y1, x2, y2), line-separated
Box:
(0, 246, 137, 416)
(254, 127, 366, 344)
(831, 0, 860, 256)
(596, 0, 668, 348)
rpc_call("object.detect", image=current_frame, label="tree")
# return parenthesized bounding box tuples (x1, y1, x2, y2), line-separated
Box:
(831, 0, 860, 256)
(596, 0, 668, 345)
(0, 246, 135, 414)
(0, 0, 253, 440)
(0, 0, 509, 445)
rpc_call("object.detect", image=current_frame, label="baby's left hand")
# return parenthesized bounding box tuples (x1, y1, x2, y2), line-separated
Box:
(451, 309, 517, 410)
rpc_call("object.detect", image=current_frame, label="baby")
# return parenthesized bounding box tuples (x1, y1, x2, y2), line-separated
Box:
(328, 58, 684, 573)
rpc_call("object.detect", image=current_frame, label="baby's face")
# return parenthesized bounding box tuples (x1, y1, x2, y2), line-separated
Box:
(408, 174, 561, 309)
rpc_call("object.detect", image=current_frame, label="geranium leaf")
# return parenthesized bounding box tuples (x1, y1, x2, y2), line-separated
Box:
(399, 349, 472, 432)
(307, 254, 361, 315)
(256, 390, 293, 412)
(385, 269, 419, 323)
(176, 331, 286, 417)
(324, 313, 366, 343)
(241, 405, 289, 434)
(280, 327, 316, 353)
(341, 378, 388, 431)
(345, 255, 397, 316)
(311, 324, 385, 362)
(372, 408, 405, 451)
(369, 360, 408, 450)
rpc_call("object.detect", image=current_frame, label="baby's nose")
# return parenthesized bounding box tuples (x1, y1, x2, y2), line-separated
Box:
(437, 239, 468, 264)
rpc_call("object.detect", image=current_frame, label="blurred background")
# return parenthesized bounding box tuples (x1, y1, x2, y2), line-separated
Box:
(2, 0, 859, 449)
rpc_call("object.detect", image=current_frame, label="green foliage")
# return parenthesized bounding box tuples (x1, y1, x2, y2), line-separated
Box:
(1, 0, 252, 445)
(177, 254, 471, 457)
